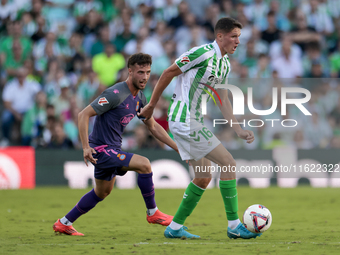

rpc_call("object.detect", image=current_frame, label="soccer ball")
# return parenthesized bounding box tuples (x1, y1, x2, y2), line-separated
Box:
(243, 204, 272, 233)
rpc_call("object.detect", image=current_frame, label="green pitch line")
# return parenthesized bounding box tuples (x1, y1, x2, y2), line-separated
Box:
(0, 187, 339, 254)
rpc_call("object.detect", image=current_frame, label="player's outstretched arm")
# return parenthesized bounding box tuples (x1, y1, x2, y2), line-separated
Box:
(138, 63, 182, 120)
(143, 117, 179, 153)
(215, 89, 255, 144)
(78, 105, 98, 166)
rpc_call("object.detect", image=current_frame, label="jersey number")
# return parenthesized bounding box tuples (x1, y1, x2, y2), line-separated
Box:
(189, 127, 213, 141)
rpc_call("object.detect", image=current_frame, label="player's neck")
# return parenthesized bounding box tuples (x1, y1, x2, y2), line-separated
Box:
(216, 40, 227, 56)
(125, 78, 139, 96)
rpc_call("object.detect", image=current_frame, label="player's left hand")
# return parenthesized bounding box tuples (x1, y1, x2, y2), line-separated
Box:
(237, 129, 255, 144)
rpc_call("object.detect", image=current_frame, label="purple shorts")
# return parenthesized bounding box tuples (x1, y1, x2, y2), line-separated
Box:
(90, 144, 134, 181)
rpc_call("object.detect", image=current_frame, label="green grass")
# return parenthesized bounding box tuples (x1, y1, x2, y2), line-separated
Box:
(0, 187, 339, 254)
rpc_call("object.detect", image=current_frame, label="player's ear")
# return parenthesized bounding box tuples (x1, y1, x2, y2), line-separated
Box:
(128, 67, 132, 75)
(216, 32, 223, 42)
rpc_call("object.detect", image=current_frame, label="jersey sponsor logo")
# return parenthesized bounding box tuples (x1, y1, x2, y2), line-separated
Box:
(117, 153, 126, 160)
(120, 113, 134, 126)
(98, 97, 109, 106)
(180, 56, 190, 63)
(207, 75, 223, 85)
(135, 101, 139, 111)
(113, 89, 119, 94)
(125, 104, 129, 109)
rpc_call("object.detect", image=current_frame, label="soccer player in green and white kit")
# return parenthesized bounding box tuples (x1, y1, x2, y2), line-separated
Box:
(139, 17, 261, 239)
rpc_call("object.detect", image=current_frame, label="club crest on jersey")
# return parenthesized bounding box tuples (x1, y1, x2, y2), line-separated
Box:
(180, 56, 190, 63)
(98, 97, 109, 106)
(117, 153, 126, 160)
(136, 101, 140, 111)
(113, 89, 119, 94)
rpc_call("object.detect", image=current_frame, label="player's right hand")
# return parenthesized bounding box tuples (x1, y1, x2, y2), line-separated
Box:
(138, 103, 154, 120)
(83, 147, 97, 166)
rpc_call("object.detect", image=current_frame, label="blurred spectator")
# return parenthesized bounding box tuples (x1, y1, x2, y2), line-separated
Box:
(76, 10, 102, 55)
(302, 42, 329, 77)
(271, 36, 303, 78)
(0, 0, 17, 22)
(168, 1, 189, 29)
(63, 97, 80, 148)
(73, 0, 103, 25)
(244, 0, 269, 29)
(92, 43, 125, 86)
(50, 77, 72, 119)
(45, 68, 69, 101)
(124, 26, 164, 58)
(134, 124, 161, 149)
(292, 130, 313, 149)
(31, 15, 47, 42)
(261, 11, 282, 45)
(3, 40, 27, 79)
(290, 11, 320, 52)
(42, 115, 56, 146)
(22, 12, 37, 37)
(249, 53, 271, 78)
(113, 18, 136, 53)
(306, 60, 327, 78)
(185, 0, 212, 19)
(154, 0, 180, 22)
(303, 0, 334, 35)
(32, 31, 61, 60)
(90, 25, 112, 56)
(0, 20, 32, 62)
(24, 58, 40, 82)
(30, 0, 44, 20)
(47, 120, 74, 149)
(151, 40, 175, 76)
(1, 67, 41, 145)
(21, 91, 47, 146)
(304, 112, 333, 147)
(269, 33, 302, 59)
(330, 40, 340, 77)
(77, 68, 99, 107)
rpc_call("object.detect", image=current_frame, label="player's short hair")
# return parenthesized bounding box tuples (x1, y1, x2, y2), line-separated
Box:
(214, 17, 243, 36)
(127, 53, 152, 68)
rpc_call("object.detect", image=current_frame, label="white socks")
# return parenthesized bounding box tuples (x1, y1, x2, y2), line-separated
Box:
(147, 207, 158, 216)
(169, 221, 183, 230)
(60, 216, 73, 226)
(228, 219, 241, 229)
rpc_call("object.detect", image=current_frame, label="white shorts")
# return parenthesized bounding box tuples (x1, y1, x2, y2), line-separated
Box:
(169, 120, 221, 161)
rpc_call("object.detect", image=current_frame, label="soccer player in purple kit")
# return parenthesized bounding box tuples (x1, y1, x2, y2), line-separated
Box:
(53, 53, 178, 236)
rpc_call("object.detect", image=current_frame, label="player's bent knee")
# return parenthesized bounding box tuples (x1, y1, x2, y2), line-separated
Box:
(138, 157, 152, 174)
(94, 187, 112, 199)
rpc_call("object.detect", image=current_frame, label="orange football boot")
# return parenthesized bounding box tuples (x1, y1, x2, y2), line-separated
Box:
(147, 210, 173, 226)
(53, 219, 84, 236)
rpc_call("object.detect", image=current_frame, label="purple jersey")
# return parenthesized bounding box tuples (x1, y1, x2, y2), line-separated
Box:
(89, 82, 147, 148)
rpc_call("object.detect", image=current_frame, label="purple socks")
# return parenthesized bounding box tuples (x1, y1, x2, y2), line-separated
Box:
(64, 173, 156, 223)
(65, 188, 103, 223)
(138, 172, 157, 209)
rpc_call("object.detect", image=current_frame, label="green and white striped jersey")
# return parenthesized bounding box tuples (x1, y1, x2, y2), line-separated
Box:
(168, 40, 231, 123)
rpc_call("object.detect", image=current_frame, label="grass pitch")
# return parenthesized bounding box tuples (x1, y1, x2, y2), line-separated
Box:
(0, 187, 339, 255)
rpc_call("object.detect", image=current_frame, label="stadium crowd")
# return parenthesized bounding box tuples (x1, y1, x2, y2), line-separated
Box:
(1, 0, 340, 150)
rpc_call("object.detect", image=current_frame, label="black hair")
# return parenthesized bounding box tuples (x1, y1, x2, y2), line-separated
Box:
(127, 53, 152, 68)
(214, 17, 243, 36)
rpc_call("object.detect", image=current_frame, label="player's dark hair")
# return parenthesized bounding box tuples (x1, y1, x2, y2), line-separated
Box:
(214, 17, 243, 36)
(127, 53, 152, 68)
